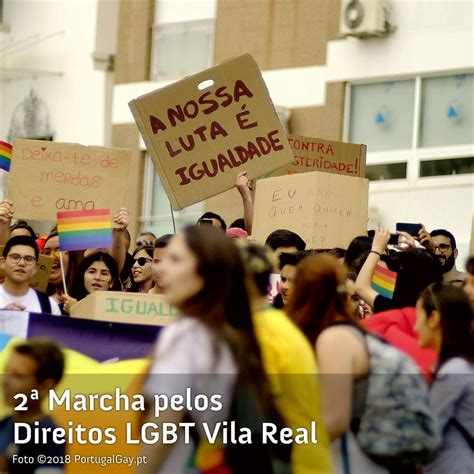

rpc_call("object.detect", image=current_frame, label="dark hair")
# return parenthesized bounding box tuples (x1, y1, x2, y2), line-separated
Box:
(13, 338, 64, 384)
(344, 235, 372, 269)
(230, 218, 246, 231)
(197, 212, 227, 231)
(287, 254, 352, 347)
(467, 257, 474, 276)
(390, 249, 442, 308)
(10, 220, 36, 239)
(430, 229, 457, 249)
(154, 234, 173, 249)
(237, 241, 276, 297)
(328, 247, 347, 259)
(132, 245, 154, 259)
(279, 250, 309, 270)
(69, 252, 120, 300)
(3, 235, 39, 261)
(419, 283, 474, 368)
(180, 226, 267, 392)
(265, 229, 306, 251)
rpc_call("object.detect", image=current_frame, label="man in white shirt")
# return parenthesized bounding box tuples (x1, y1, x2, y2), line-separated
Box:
(0, 236, 61, 315)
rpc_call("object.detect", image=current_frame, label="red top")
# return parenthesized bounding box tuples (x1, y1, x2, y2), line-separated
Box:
(361, 307, 437, 381)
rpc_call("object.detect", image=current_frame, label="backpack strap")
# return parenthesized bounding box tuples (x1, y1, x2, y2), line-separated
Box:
(34, 289, 52, 314)
(451, 418, 474, 450)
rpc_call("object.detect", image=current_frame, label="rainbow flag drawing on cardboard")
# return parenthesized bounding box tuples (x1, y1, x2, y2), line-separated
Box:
(57, 209, 113, 251)
(371, 264, 397, 300)
(0, 141, 12, 172)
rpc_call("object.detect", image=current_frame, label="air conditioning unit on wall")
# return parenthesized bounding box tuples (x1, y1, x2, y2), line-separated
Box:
(340, 0, 393, 38)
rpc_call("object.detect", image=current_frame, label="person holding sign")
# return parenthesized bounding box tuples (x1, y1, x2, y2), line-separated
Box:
(62, 252, 121, 314)
(0, 236, 61, 314)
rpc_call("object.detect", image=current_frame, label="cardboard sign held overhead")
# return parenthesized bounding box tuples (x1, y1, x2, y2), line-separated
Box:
(268, 133, 366, 178)
(70, 291, 179, 326)
(129, 53, 294, 210)
(0, 245, 54, 292)
(7, 140, 132, 221)
(252, 171, 369, 249)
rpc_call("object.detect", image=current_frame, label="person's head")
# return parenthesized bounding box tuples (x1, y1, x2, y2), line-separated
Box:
(328, 247, 346, 263)
(131, 245, 154, 290)
(279, 251, 309, 307)
(69, 252, 120, 300)
(415, 283, 474, 368)
(1, 236, 39, 287)
(344, 235, 372, 270)
(10, 220, 36, 239)
(430, 229, 458, 272)
(236, 240, 277, 304)
(287, 254, 351, 347)
(151, 234, 173, 292)
(265, 229, 306, 258)
(197, 212, 227, 231)
(230, 218, 246, 231)
(136, 231, 157, 248)
(3, 338, 64, 407)
(463, 257, 474, 306)
(389, 249, 442, 308)
(42, 232, 69, 287)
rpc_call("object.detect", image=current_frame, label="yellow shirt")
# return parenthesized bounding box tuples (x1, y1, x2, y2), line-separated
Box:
(253, 307, 334, 474)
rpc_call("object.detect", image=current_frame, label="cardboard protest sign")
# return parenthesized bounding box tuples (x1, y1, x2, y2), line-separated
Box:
(129, 53, 294, 210)
(70, 291, 178, 326)
(267, 133, 366, 178)
(252, 171, 369, 249)
(6, 139, 132, 221)
(0, 244, 54, 292)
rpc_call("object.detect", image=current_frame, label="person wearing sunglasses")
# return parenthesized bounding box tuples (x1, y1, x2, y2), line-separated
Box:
(430, 229, 466, 285)
(129, 245, 154, 293)
(0, 236, 61, 315)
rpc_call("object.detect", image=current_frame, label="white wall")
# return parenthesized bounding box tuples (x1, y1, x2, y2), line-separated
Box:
(155, 0, 216, 25)
(1, 0, 108, 146)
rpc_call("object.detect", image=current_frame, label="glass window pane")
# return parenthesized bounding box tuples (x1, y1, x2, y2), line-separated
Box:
(349, 80, 415, 151)
(151, 20, 213, 79)
(419, 156, 474, 177)
(366, 163, 407, 181)
(419, 74, 474, 147)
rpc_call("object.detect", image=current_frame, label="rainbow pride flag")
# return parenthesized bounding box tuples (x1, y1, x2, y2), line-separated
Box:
(371, 264, 398, 300)
(57, 209, 113, 251)
(0, 141, 12, 172)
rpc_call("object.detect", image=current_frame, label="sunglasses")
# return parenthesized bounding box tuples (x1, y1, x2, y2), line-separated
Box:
(133, 257, 152, 267)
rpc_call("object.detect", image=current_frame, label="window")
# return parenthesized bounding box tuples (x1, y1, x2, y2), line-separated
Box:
(420, 156, 474, 177)
(347, 73, 474, 182)
(150, 19, 214, 80)
(349, 80, 415, 152)
(419, 74, 474, 147)
(139, 156, 203, 236)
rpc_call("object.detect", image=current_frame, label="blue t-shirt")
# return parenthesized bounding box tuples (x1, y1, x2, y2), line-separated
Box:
(0, 415, 65, 473)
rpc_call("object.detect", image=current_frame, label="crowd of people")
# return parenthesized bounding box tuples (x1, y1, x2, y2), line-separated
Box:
(0, 173, 472, 474)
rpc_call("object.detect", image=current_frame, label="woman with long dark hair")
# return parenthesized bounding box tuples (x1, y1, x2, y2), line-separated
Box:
(62, 252, 121, 313)
(129, 245, 154, 293)
(139, 226, 273, 474)
(415, 284, 474, 474)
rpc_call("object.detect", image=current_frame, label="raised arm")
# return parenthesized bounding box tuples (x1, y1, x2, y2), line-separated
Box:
(355, 227, 390, 308)
(235, 171, 254, 234)
(111, 207, 129, 273)
(0, 199, 13, 245)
